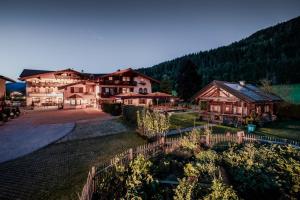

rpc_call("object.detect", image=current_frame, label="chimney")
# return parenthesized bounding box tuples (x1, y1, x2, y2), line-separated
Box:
(239, 81, 246, 86)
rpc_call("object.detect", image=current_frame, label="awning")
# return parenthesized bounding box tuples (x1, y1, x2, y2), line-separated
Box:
(68, 94, 83, 99)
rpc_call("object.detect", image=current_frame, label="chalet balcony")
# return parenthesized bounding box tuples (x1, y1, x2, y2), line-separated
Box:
(27, 92, 63, 97)
(27, 82, 61, 87)
(99, 80, 137, 86)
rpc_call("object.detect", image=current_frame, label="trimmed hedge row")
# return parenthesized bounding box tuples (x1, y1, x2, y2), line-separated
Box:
(122, 105, 144, 125)
(101, 103, 122, 116)
(277, 102, 300, 120)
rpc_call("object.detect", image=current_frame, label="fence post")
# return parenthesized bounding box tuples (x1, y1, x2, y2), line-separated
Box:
(237, 131, 244, 144)
(128, 148, 133, 160)
(206, 134, 210, 146)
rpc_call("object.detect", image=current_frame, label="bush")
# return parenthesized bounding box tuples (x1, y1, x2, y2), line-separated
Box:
(277, 102, 300, 120)
(101, 103, 122, 116)
(137, 109, 170, 139)
(122, 105, 144, 125)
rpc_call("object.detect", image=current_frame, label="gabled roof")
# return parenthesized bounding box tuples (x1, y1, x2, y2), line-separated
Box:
(19, 69, 55, 78)
(19, 68, 81, 80)
(0, 75, 16, 83)
(102, 68, 160, 83)
(193, 80, 282, 103)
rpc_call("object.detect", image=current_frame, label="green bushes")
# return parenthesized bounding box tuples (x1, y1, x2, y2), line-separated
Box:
(277, 102, 300, 120)
(94, 142, 300, 200)
(122, 105, 144, 124)
(223, 144, 300, 200)
(137, 109, 170, 139)
(101, 103, 122, 116)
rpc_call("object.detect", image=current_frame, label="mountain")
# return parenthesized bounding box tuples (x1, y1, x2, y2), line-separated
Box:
(138, 16, 300, 91)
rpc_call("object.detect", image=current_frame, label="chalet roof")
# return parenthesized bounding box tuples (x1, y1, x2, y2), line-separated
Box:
(19, 69, 54, 78)
(102, 68, 160, 83)
(193, 80, 282, 103)
(0, 75, 16, 82)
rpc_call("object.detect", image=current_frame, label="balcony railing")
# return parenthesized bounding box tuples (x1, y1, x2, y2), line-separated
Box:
(27, 82, 63, 87)
(99, 80, 137, 86)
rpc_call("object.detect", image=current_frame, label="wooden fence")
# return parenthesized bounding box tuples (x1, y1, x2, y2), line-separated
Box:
(79, 132, 300, 200)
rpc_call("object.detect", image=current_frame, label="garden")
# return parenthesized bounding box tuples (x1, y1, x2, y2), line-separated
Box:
(92, 129, 300, 200)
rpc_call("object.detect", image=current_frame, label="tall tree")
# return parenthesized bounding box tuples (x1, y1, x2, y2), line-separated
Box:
(160, 74, 172, 94)
(177, 60, 202, 101)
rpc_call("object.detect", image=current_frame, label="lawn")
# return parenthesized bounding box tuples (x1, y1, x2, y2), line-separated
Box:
(255, 120, 300, 141)
(272, 84, 300, 104)
(0, 131, 145, 200)
(169, 112, 206, 130)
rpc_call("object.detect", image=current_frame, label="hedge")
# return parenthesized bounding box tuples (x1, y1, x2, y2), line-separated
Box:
(277, 102, 300, 120)
(122, 105, 144, 125)
(101, 103, 122, 116)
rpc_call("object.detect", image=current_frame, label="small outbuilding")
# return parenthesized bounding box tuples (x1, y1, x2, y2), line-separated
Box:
(193, 80, 283, 124)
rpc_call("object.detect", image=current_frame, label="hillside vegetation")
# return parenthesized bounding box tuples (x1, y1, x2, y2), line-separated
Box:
(138, 16, 300, 92)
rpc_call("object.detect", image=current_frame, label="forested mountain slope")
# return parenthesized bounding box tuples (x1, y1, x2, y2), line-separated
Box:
(138, 16, 300, 90)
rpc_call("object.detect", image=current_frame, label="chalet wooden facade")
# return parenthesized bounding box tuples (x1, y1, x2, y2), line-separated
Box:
(19, 68, 161, 109)
(193, 80, 283, 124)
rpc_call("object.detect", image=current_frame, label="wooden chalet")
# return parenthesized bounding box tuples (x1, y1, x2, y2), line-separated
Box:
(193, 80, 283, 124)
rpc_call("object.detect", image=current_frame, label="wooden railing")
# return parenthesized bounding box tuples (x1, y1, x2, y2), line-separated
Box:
(79, 133, 299, 200)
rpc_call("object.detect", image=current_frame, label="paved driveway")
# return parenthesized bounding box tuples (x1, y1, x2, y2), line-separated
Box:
(0, 109, 111, 163)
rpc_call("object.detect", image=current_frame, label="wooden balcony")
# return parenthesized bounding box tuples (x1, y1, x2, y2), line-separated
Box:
(99, 80, 137, 86)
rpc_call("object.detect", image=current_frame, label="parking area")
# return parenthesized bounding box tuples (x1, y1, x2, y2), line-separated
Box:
(0, 108, 112, 163)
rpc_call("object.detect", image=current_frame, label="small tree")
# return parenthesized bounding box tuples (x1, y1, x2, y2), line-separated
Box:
(137, 109, 170, 139)
(260, 79, 273, 93)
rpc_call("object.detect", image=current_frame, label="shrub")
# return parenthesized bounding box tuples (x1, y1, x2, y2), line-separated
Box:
(223, 144, 300, 199)
(204, 179, 239, 200)
(122, 105, 144, 125)
(137, 109, 170, 139)
(277, 102, 300, 120)
(101, 103, 122, 116)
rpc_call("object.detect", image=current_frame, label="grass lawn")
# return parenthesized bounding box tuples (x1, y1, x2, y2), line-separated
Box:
(255, 120, 300, 141)
(169, 112, 207, 130)
(272, 84, 300, 104)
(0, 131, 145, 200)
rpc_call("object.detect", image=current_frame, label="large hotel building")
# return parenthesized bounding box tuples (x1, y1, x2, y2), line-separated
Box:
(19, 68, 161, 109)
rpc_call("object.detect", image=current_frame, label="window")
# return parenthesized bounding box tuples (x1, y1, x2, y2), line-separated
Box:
(71, 99, 76, 105)
(130, 88, 134, 92)
(143, 88, 147, 94)
(210, 105, 220, 113)
(105, 88, 109, 93)
(32, 97, 40, 103)
(264, 105, 270, 112)
(122, 88, 130, 93)
(225, 105, 231, 112)
(139, 98, 146, 104)
(71, 87, 84, 93)
(109, 76, 113, 81)
(139, 88, 143, 94)
(45, 87, 53, 93)
(128, 99, 133, 105)
(122, 76, 130, 81)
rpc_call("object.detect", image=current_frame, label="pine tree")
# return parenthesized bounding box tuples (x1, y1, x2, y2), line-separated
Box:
(177, 60, 202, 101)
(160, 74, 172, 94)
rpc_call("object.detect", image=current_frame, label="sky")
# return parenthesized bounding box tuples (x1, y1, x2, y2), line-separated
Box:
(0, 0, 300, 80)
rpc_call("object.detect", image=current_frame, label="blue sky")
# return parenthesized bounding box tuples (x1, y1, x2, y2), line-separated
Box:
(0, 0, 300, 80)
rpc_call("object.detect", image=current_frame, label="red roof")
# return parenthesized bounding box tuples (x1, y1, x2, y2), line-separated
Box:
(101, 68, 160, 83)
